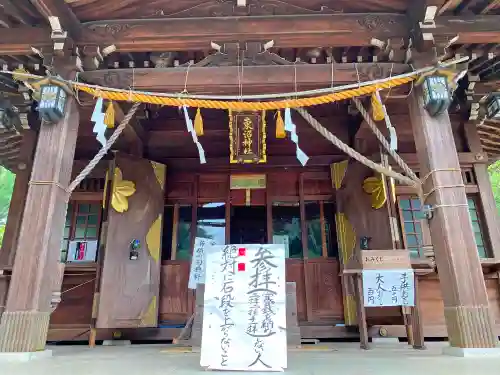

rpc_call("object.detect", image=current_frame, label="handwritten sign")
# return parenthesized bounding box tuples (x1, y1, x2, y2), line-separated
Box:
(188, 237, 217, 290)
(201, 244, 287, 372)
(362, 269, 415, 307)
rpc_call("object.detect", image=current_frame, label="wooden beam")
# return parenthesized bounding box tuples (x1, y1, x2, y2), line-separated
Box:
(0, 26, 52, 54)
(29, 0, 81, 38)
(153, 154, 347, 171)
(4, 13, 500, 55)
(112, 102, 144, 156)
(80, 13, 409, 52)
(80, 63, 410, 93)
(0, 0, 37, 25)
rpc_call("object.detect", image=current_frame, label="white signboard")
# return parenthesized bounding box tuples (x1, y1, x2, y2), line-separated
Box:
(201, 244, 287, 372)
(362, 269, 415, 307)
(188, 237, 217, 290)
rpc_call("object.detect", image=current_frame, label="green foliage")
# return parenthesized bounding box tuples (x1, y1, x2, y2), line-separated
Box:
(488, 160, 500, 215)
(0, 167, 15, 245)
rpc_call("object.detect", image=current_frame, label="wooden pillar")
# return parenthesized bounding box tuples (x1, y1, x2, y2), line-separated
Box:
(0, 98, 80, 352)
(409, 92, 497, 349)
(0, 130, 37, 267)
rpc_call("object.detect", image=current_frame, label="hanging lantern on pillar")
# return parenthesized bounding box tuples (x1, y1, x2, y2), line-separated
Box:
(421, 75, 451, 117)
(0, 107, 11, 129)
(0, 100, 14, 130)
(38, 79, 70, 123)
(486, 93, 500, 119)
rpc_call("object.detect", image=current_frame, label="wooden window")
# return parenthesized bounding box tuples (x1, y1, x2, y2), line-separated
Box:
(461, 168, 477, 185)
(197, 203, 226, 245)
(175, 205, 193, 261)
(61, 202, 101, 262)
(397, 197, 423, 258)
(305, 201, 338, 258)
(398, 195, 489, 259)
(468, 196, 488, 258)
(272, 202, 303, 259)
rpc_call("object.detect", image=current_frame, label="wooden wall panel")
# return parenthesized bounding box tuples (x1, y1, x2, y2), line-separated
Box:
(419, 279, 446, 326)
(198, 174, 227, 202)
(166, 173, 195, 202)
(0, 276, 8, 315)
(159, 262, 194, 324)
(303, 170, 332, 197)
(339, 162, 393, 250)
(268, 172, 298, 198)
(285, 259, 306, 322)
(418, 278, 500, 327)
(305, 259, 344, 322)
(97, 155, 165, 329)
(486, 279, 500, 324)
(50, 274, 95, 326)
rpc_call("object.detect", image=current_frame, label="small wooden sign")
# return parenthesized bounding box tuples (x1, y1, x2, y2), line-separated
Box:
(360, 250, 411, 270)
(229, 110, 267, 164)
(230, 174, 266, 190)
(344, 250, 411, 273)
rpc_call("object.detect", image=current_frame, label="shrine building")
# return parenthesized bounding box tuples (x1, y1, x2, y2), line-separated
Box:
(1, 0, 500, 356)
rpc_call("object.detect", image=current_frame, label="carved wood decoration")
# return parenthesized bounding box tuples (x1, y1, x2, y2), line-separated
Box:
(96, 154, 166, 329)
(192, 41, 295, 67)
(67, 0, 408, 21)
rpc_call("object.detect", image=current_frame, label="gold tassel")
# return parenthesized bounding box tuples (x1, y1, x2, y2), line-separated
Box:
(194, 108, 204, 136)
(371, 93, 385, 122)
(275, 110, 286, 139)
(104, 101, 115, 128)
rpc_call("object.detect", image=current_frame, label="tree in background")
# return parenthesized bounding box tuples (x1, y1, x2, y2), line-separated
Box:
(488, 160, 500, 215)
(0, 167, 15, 245)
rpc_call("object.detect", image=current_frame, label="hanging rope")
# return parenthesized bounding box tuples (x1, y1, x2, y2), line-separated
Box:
(352, 98, 420, 183)
(67, 102, 141, 193)
(295, 107, 418, 187)
(73, 76, 415, 111)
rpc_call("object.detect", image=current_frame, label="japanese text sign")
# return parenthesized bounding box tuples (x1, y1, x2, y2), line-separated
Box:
(201, 244, 287, 371)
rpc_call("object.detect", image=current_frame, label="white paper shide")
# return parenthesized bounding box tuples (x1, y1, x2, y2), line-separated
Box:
(362, 269, 415, 307)
(188, 237, 217, 290)
(201, 244, 287, 372)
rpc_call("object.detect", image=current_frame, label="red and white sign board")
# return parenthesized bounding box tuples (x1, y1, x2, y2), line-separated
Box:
(201, 244, 287, 372)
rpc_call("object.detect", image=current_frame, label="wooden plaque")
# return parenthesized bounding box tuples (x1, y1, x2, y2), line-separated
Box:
(229, 110, 267, 164)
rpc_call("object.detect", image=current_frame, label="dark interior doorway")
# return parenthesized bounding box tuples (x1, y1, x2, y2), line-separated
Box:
(230, 206, 267, 244)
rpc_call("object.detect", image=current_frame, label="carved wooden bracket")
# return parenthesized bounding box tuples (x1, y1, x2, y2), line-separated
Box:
(192, 41, 296, 67)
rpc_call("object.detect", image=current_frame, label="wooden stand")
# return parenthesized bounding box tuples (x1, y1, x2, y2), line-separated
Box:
(344, 250, 425, 350)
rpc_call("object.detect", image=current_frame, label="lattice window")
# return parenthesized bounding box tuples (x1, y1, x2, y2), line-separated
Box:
(397, 197, 423, 258)
(60, 202, 102, 262)
(461, 168, 477, 185)
(398, 195, 489, 259)
(468, 196, 488, 258)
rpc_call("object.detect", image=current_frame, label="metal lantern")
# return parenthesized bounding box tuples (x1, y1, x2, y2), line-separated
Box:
(0, 100, 14, 130)
(0, 107, 10, 129)
(486, 93, 500, 119)
(38, 83, 68, 123)
(422, 75, 451, 117)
